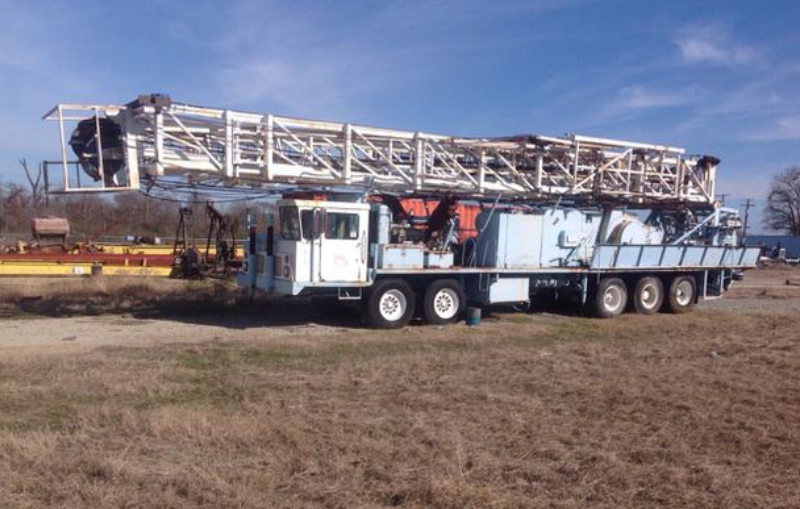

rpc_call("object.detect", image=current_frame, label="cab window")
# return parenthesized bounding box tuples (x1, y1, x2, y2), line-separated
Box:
(279, 206, 300, 240)
(300, 210, 316, 240)
(325, 213, 359, 240)
(280, 207, 321, 240)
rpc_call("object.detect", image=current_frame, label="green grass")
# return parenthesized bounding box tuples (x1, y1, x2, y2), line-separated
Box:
(0, 308, 757, 435)
(0, 397, 79, 432)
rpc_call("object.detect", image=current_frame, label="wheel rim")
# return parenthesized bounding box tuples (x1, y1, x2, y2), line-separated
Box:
(603, 286, 624, 313)
(379, 289, 407, 321)
(675, 280, 693, 306)
(640, 283, 660, 310)
(433, 288, 459, 320)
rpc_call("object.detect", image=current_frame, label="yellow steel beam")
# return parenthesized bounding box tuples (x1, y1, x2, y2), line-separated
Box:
(71, 243, 244, 257)
(0, 261, 172, 277)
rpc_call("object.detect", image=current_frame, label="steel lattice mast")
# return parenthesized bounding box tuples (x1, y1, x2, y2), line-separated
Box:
(43, 95, 718, 206)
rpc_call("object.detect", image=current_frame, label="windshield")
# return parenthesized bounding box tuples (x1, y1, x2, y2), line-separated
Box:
(279, 206, 301, 240)
(279, 206, 320, 240)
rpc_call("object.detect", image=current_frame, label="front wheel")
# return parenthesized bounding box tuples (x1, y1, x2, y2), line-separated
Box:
(364, 279, 416, 329)
(422, 279, 466, 325)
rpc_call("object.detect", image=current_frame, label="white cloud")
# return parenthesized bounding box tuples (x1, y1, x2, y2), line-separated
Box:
(218, 58, 396, 117)
(674, 23, 758, 66)
(775, 117, 800, 139)
(743, 116, 800, 142)
(615, 85, 695, 109)
(585, 85, 699, 125)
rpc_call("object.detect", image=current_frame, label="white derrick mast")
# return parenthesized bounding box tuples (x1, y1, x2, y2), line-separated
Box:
(43, 95, 717, 206)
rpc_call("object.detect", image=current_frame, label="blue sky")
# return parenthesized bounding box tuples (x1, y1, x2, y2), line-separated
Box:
(1, 0, 799, 230)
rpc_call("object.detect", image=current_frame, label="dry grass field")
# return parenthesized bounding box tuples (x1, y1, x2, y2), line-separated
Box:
(0, 268, 799, 508)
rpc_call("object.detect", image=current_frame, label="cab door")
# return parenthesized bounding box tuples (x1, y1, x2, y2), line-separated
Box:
(319, 209, 368, 283)
(275, 205, 323, 284)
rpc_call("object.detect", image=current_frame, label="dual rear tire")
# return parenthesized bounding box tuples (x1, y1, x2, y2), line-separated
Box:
(665, 275, 696, 314)
(591, 274, 696, 318)
(422, 279, 466, 325)
(631, 276, 664, 315)
(364, 278, 465, 329)
(592, 277, 628, 318)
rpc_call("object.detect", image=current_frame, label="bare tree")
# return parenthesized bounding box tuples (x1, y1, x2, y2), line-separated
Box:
(765, 165, 800, 234)
(19, 159, 44, 217)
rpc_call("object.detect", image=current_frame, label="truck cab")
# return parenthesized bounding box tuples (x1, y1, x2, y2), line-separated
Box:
(271, 199, 370, 295)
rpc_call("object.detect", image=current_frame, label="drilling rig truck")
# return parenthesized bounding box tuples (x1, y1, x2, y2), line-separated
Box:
(42, 95, 759, 328)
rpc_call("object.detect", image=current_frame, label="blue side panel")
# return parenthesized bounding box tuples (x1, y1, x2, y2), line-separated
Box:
(640, 248, 663, 266)
(591, 245, 760, 270)
(593, 246, 616, 267)
(702, 249, 724, 267)
(742, 248, 760, 265)
(661, 247, 684, 265)
(614, 246, 640, 266)
(681, 247, 704, 266)
(719, 249, 735, 266)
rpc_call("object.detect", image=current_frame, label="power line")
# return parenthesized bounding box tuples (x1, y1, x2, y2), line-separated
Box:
(139, 189, 281, 204)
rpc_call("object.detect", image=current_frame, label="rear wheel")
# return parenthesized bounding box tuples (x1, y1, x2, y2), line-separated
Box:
(631, 276, 664, 315)
(365, 279, 415, 329)
(422, 279, 466, 325)
(591, 277, 627, 318)
(664, 275, 696, 314)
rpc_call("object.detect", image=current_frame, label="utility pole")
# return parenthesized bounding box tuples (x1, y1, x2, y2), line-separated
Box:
(716, 193, 729, 205)
(742, 198, 754, 238)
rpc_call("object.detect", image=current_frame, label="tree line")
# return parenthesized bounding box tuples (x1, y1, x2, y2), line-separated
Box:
(1, 161, 257, 242)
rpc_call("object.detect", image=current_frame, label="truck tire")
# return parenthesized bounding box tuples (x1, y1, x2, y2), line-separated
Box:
(664, 275, 696, 314)
(592, 277, 627, 318)
(631, 276, 664, 315)
(422, 279, 466, 325)
(364, 279, 415, 329)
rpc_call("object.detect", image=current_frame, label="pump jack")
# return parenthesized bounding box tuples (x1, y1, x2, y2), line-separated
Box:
(204, 202, 238, 276)
(172, 202, 238, 278)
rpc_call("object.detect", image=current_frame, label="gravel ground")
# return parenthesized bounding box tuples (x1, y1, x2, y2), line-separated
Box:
(0, 265, 798, 353)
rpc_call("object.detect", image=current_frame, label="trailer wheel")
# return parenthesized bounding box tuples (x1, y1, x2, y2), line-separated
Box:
(423, 279, 466, 325)
(364, 279, 415, 329)
(592, 277, 627, 318)
(631, 276, 664, 315)
(664, 275, 696, 314)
